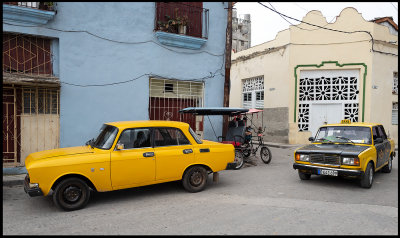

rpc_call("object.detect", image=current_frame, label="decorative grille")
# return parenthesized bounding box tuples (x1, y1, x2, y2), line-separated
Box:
(3, 33, 53, 76)
(393, 72, 398, 95)
(298, 73, 359, 131)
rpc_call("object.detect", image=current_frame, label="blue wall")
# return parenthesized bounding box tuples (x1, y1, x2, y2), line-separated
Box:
(3, 2, 228, 147)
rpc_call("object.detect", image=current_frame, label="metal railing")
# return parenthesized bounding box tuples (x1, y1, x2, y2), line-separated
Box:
(155, 2, 209, 39)
(3, 2, 55, 11)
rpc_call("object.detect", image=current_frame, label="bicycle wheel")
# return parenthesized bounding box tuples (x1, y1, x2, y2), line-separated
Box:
(234, 150, 245, 170)
(260, 146, 272, 164)
(241, 143, 251, 158)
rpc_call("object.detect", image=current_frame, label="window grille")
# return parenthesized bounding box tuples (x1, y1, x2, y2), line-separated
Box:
(149, 78, 204, 131)
(3, 33, 53, 76)
(392, 102, 398, 125)
(242, 76, 264, 109)
(23, 88, 59, 115)
(393, 72, 398, 95)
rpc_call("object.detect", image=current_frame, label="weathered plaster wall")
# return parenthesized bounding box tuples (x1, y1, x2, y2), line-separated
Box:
(3, 2, 228, 146)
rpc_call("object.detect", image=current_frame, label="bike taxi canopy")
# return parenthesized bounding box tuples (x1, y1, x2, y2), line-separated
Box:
(179, 107, 249, 116)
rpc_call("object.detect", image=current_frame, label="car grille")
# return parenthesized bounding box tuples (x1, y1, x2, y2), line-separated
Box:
(310, 154, 340, 166)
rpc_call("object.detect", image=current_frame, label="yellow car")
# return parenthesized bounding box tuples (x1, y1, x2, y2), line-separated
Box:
(293, 120, 396, 188)
(24, 121, 235, 211)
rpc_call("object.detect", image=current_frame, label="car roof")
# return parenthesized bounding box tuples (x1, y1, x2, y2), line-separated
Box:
(105, 120, 190, 130)
(321, 122, 381, 127)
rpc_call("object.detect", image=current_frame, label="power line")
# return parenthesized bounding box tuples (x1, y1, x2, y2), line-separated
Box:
(258, 2, 398, 56)
(390, 2, 397, 11)
(3, 21, 225, 57)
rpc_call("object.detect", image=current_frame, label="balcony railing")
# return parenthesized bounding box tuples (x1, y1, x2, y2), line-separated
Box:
(3, 2, 55, 11)
(155, 2, 209, 39)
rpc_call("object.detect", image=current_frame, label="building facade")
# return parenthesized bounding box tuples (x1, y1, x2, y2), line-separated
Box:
(230, 8, 398, 145)
(3, 2, 229, 168)
(232, 9, 251, 53)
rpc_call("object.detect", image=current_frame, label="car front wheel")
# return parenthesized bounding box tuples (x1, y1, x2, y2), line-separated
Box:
(53, 177, 91, 211)
(360, 162, 374, 188)
(298, 170, 311, 180)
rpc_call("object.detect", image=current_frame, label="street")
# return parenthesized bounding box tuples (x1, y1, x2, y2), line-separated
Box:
(3, 146, 398, 235)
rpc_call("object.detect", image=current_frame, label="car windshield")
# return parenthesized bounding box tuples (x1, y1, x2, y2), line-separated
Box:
(92, 124, 119, 150)
(315, 126, 372, 144)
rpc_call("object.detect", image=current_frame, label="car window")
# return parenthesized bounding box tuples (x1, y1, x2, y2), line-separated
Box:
(117, 128, 151, 149)
(154, 128, 190, 147)
(372, 126, 380, 140)
(377, 126, 387, 140)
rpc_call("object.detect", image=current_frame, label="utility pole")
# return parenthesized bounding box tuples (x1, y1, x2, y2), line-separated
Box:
(222, 1, 233, 137)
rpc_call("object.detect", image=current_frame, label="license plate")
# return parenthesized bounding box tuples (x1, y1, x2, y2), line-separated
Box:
(318, 169, 338, 176)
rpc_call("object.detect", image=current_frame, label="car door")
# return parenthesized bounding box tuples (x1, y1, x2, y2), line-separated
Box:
(377, 125, 391, 167)
(372, 126, 386, 168)
(153, 127, 195, 181)
(110, 128, 155, 189)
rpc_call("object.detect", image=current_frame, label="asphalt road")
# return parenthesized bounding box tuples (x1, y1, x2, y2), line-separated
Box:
(3, 146, 398, 235)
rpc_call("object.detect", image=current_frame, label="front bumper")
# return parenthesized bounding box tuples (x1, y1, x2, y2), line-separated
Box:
(293, 163, 363, 177)
(23, 175, 43, 197)
(226, 162, 237, 170)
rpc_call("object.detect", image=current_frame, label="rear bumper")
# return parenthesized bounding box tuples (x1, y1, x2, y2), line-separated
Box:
(226, 162, 237, 170)
(293, 163, 363, 177)
(23, 175, 43, 197)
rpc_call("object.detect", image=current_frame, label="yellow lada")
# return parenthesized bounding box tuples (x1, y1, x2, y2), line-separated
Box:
(293, 120, 396, 188)
(24, 121, 235, 211)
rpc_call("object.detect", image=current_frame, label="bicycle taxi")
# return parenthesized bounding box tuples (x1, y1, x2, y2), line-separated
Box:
(179, 107, 272, 169)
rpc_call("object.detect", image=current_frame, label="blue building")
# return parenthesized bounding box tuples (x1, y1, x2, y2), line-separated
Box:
(3, 2, 228, 168)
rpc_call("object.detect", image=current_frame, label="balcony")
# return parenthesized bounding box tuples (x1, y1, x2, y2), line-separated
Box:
(3, 2, 56, 25)
(154, 2, 208, 50)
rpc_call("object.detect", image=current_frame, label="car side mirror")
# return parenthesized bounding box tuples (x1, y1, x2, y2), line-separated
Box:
(374, 138, 383, 144)
(116, 143, 124, 150)
(308, 137, 314, 142)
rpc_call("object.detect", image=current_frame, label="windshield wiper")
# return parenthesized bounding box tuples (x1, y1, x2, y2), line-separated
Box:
(85, 138, 94, 149)
(315, 138, 334, 143)
(335, 136, 355, 144)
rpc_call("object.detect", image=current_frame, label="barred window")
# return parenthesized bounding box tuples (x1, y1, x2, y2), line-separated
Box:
(23, 88, 59, 115)
(242, 76, 264, 109)
(392, 102, 398, 125)
(393, 72, 398, 95)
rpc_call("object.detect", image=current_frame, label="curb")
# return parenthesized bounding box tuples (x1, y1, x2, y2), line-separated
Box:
(3, 174, 26, 187)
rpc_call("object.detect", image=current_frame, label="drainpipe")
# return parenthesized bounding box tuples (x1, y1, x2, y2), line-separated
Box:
(222, 2, 233, 138)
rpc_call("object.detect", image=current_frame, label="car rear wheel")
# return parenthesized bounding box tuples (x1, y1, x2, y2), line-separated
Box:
(298, 170, 311, 180)
(360, 162, 374, 188)
(182, 166, 208, 193)
(381, 157, 392, 173)
(53, 177, 91, 211)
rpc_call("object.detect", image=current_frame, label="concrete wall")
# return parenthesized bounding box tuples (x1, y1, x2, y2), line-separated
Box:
(3, 2, 228, 146)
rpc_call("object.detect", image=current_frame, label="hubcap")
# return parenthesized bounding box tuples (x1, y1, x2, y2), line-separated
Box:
(389, 159, 392, 170)
(63, 186, 82, 203)
(368, 167, 373, 185)
(190, 171, 203, 187)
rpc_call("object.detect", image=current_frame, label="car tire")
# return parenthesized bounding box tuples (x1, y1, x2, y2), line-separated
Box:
(298, 171, 311, 180)
(234, 150, 244, 170)
(53, 177, 91, 211)
(381, 156, 392, 173)
(360, 162, 374, 188)
(182, 166, 208, 193)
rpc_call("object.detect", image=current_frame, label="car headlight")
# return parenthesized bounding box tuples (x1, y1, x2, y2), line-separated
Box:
(296, 154, 310, 162)
(342, 157, 360, 166)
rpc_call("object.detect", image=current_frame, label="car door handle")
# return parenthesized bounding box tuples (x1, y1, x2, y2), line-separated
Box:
(183, 149, 193, 154)
(200, 148, 210, 153)
(143, 152, 155, 157)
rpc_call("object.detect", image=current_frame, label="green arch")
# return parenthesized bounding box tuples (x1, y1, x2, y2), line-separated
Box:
(294, 61, 367, 123)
